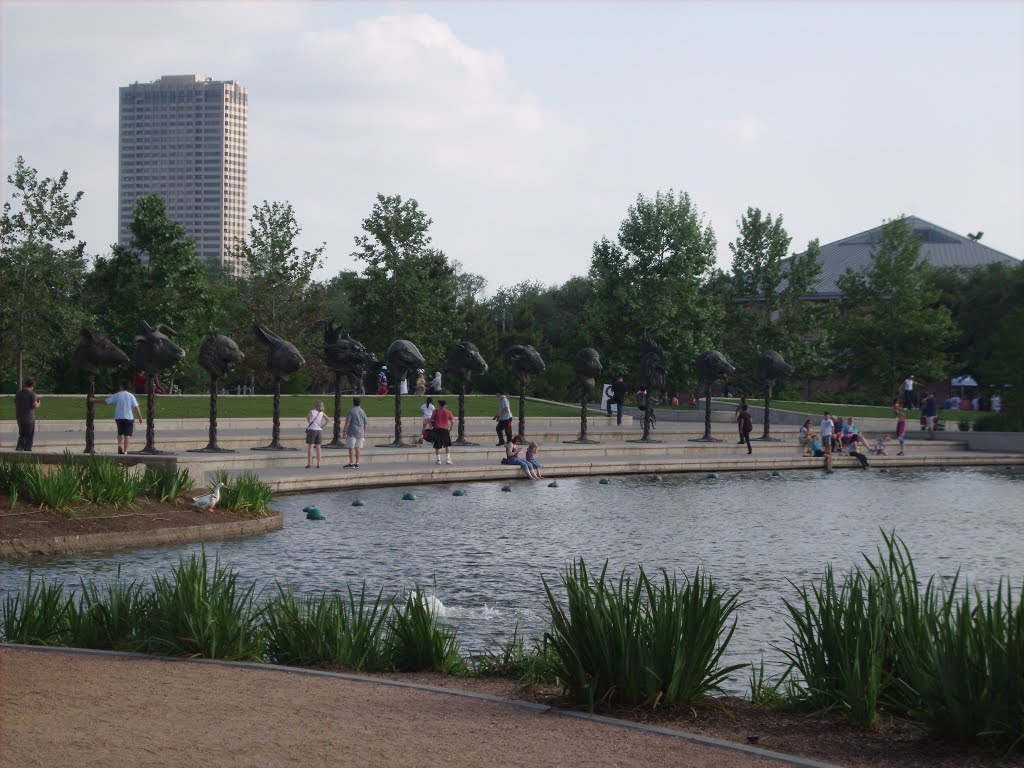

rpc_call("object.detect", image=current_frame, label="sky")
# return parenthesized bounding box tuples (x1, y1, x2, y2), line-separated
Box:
(2, 1, 1022, 295)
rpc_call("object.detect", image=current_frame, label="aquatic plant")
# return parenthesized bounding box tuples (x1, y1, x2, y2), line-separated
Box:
(386, 589, 463, 674)
(78, 455, 143, 508)
(142, 464, 194, 503)
(65, 574, 154, 651)
(2, 573, 71, 645)
(210, 469, 273, 518)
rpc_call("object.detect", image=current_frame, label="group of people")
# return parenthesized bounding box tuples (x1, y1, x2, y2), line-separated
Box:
(304, 397, 368, 469)
(798, 410, 909, 470)
(376, 367, 442, 397)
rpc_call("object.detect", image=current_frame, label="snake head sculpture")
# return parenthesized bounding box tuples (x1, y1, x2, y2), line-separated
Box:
(386, 339, 426, 381)
(574, 347, 603, 393)
(132, 321, 186, 372)
(755, 350, 794, 385)
(504, 344, 546, 384)
(253, 325, 306, 380)
(694, 350, 735, 383)
(74, 328, 129, 376)
(198, 330, 245, 378)
(446, 341, 489, 388)
(639, 337, 668, 393)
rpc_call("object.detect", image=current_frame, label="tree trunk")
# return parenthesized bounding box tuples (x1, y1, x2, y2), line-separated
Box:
(393, 387, 404, 445)
(327, 371, 344, 447)
(138, 373, 159, 453)
(703, 382, 713, 440)
(762, 381, 773, 440)
(518, 381, 526, 439)
(579, 394, 589, 441)
(84, 375, 96, 454)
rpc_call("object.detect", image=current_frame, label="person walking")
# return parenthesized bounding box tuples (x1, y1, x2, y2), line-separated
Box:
(430, 399, 455, 465)
(93, 379, 142, 454)
(305, 399, 328, 468)
(738, 403, 754, 454)
(494, 391, 513, 446)
(342, 397, 368, 468)
(14, 378, 41, 452)
(418, 396, 435, 444)
(734, 395, 748, 443)
(923, 392, 938, 439)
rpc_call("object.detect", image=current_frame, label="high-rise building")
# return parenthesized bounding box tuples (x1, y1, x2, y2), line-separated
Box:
(118, 74, 247, 277)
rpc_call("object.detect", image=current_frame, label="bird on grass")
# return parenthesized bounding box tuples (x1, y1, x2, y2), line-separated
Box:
(191, 482, 225, 513)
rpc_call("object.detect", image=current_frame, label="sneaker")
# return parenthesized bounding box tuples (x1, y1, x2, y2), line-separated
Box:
(353, 463, 359, 468)
(436, 457, 442, 465)
(343, 463, 355, 468)
(496, 442, 505, 446)
(446, 457, 453, 465)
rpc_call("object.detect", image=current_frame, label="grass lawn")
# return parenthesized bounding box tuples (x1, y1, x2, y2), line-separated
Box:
(716, 397, 986, 421)
(0, 394, 582, 421)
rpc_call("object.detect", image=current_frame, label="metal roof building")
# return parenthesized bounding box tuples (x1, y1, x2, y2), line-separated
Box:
(784, 216, 1019, 299)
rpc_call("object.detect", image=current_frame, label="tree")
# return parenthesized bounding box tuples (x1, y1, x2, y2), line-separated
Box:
(835, 217, 957, 398)
(579, 190, 723, 391)
(350, 194, 458, 369)
(0, 156, 88, 388)
(232, 201, 326, 389)
(723, 208, 826, 394)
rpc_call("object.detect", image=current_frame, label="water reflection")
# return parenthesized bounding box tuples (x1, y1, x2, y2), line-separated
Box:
(3, 466, 1021, 693)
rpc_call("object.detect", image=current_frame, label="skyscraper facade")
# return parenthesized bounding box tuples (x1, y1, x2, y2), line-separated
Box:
(118, 74, 247, 276)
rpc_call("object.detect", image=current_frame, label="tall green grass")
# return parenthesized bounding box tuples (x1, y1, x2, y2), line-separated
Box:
(142, 464, 194, 502)
(79, 454, 143, 508)
(140, 551, 265, 660)
(386, 590, 463, 674)
(542, 559, 742, 710)
(210, 470, 273, 518)
(65, 575, 154, 651)
(2, 573, 71, 645)
(264, 584, 391, 671)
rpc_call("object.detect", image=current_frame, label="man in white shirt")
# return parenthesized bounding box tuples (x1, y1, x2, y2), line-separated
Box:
(902, 375, 915, 410)
(820, 411, 834, 455)
(97, 379, 143, 454)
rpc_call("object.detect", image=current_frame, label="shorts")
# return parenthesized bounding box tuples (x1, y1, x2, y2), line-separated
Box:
(346, 435, 364, 449)
(925, 416, 936, 428)
(305, 429, 322, 445)
(432, 428, 452, 450)
(115, 418, 134, 437)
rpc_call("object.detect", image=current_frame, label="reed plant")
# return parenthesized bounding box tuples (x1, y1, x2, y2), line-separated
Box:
(542, 559, 742, 711)
(2, 573, 71, 645)
(142, 464, 194, 502)
(78, 455, 143, 508)
(468, 624, 553, 685)
(210, 470, 273, 518)
(140, 551, 264, 660)
(386, 590, 463, 673)
(264, 584, 391, 671)
(65, 575, 154, 651)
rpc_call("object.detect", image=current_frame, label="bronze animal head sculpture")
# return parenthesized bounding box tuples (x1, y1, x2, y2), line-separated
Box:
(322, 322, 378, 375)
(253, 325, 305, 380)
(639, 337, 668, 393)
(74, 328, 129, 376)
(446, 341, 488, 388)
(132, 321, 186, 372)
(504, 344, 546, 384)
(386, 339, 426, 380)
(755, 350, 794, 385)
(694, 350, 735, 383)
(574, 347, 603, 393)
(199, 330, 245, 378)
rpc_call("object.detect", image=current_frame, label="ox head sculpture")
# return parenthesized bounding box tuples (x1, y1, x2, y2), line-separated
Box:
(199, 330, 245, 378)
(574, 347, 603, 394)
(504, 344, 546, 385)
(132, 321, 186, 372)
(755, 350, 794, 386)
(254, 325, 305, 381)
(73, 328, 129, 376)
(446, 341, 488, 389)
(694, 350, 735, 383)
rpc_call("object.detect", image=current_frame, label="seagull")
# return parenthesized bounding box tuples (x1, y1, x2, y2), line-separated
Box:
(191, 482, 225, 513)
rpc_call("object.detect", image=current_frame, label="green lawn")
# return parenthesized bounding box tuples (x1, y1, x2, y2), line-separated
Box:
(717, 398, 986, 421)
(0, 394, 582, 421)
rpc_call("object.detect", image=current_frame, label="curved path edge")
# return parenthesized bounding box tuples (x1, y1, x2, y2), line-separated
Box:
(1, 644, 840, 768)
(0, 510, 282, 559)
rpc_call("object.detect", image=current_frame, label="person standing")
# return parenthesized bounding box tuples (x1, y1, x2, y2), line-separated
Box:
(494, 391, 513, 446)
(901, 375, 915, 410)
(418, 396, 435, 444)
(738, 403, 754, 454)
(15, 378, 41, 452)
(428, 371, 442, 395)
(820, 411, 834, 457)
(607, 376, 627, 425)
(305, 399, 327, 469)
(923, 392, 938, 439)
(896, 407, 907, 455)
(342, 397, 368, 469)
(734, 395, 748, 443)
(414, 370, 427, 395)
(95, 379, 142, 454)
(430, 399, 455, 465)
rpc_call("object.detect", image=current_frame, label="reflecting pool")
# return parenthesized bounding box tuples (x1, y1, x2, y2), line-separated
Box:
(3, 466, 1022, 692)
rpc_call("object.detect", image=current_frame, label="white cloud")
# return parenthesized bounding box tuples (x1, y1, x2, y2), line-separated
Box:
(704, 113, 769, 146)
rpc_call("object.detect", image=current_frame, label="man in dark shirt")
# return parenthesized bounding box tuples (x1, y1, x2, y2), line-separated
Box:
(607, 376, 627, 425)
(15, 378, 41, 451)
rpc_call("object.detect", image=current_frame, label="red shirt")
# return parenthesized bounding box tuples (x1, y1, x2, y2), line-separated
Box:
(431, 408, 454, 430)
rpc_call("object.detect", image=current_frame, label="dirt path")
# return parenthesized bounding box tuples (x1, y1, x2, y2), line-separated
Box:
(0, 648, 802, 768)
